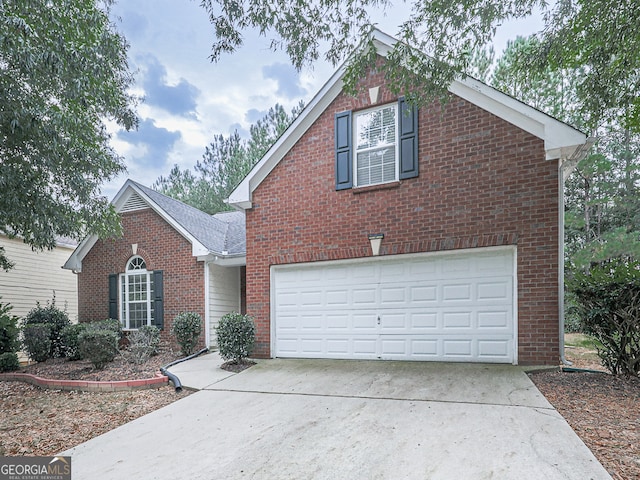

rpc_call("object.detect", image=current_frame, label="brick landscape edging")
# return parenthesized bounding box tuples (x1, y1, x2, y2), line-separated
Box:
(0, 371, 169, 392)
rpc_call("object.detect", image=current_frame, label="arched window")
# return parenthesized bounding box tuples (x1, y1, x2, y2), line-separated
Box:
(120, 256, 155, 329)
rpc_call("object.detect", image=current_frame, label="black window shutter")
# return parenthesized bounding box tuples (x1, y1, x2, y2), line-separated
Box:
(108, 274, 118, 320)
(335, 111, 353, 190)
(398, 97, 419, 179)
(153, 270, 164, 330)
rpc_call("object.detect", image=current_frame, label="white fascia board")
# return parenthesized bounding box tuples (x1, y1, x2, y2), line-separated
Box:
(197, 253, 246, 266)
(449, 77, 587, 159)
(121, 182, 210, 258)
(227, 65, 347, 210)
(65, 180, 212, 271)
(228, 28, 589, 210)
(62, 234, 99, 272)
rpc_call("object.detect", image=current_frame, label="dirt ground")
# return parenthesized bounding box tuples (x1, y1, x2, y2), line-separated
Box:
(0, 339, 638, 479)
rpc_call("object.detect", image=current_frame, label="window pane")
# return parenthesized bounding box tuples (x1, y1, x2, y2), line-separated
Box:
(123, 270, 153, 328)
(357, 148, 396, 185)
(128, 274, 147, 301)
(129, 302, 147, 329)
(356, 106, 396, 149)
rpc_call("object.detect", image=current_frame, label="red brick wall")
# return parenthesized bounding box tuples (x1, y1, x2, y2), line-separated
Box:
(245, 66, 560, 365)
(77, 208, 206, 350)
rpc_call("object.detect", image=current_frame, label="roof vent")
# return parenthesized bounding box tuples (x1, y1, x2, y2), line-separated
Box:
(121, 192, 149, 212)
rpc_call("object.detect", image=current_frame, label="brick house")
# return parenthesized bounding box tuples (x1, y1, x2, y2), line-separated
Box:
(228, 30, 592, 365)
(64, 180, 245, 348)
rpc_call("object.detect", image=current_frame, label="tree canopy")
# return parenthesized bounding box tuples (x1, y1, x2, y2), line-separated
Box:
(0, 0, 137, 270)
(154, 103, 303, 214)
(200, 0, 640, 130)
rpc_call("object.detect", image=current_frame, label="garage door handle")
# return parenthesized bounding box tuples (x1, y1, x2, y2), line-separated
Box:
(377, 316, 380, 325)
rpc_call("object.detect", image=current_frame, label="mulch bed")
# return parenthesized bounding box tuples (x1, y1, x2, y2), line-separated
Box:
(0, 381, 189, 456)
(17, 350, 181, 382)
(529, 350, 640, 480)
(220, 359, 256, 373)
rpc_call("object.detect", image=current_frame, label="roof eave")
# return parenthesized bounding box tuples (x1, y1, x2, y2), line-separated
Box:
(227, 28, 591, 209)
(198, 253, 247, 266)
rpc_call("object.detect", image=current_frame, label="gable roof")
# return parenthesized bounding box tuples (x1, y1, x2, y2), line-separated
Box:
(63, 179, 245, 272)
(228, 29, 593, 210)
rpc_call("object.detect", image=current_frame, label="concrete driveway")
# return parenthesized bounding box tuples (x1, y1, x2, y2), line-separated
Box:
(63, 359, 610, 479)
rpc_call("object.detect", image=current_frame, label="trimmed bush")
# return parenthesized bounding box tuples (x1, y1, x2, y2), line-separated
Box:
(0, 352, 19, 372)
(22, 324, 52, 363)
(568, 257, 640, 376)
(0, 298, 20, 354)
(78, 329, 118, 370)
(125, 325, 161, 365)
(85, 318, 122, 338)
(61, 324, 87, 360)
(171, 312, 202, 356)
(24, 298, 70, 358)
(216, 312, 256, 364)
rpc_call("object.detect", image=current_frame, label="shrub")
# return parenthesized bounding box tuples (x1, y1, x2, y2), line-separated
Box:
(24, 297, 70, 358)
(125, 325, 161, 365)
(22, 324, 52, 363)
(78, 329, 118, 370)
(0, 298, 20, 354)
(0, 352, 19, 372)
(568, 257, 640, 376)
(60, 324, 87, 360)
(85, 318, 122, 338)
(171, 312, 202, 356)
(216, 312, 256, 364)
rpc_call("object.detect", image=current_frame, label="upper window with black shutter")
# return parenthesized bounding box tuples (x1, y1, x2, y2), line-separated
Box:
(355, 103, 398, 186)
(335, 98, 418, 190)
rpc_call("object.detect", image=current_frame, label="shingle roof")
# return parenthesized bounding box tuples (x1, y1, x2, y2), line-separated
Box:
(132, 181, 245, 256)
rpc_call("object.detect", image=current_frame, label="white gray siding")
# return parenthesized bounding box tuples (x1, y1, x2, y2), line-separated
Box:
(208, 263, 241, 347)
(0, 236, 78, 321)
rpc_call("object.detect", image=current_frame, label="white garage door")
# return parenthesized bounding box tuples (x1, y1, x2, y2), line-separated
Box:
(272, 247, 516, 363)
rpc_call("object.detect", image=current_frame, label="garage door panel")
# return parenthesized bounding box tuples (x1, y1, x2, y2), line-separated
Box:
(443, 311, 472, 328)
(410, 313, 438, 329)
(477, 310, 510, 328)
(477, 279, 511, 301)
(326, 289, 349, 306)
(380, 286, 406, 304)
(410, 285, 438, 303)
(300, 314, 323, 330)
(273, 249, 515, 363)
(442, 283, 472, 301)
(478, 340, 511, 358)
(353, 288, 377, 305)
(353, 313, 378, 332)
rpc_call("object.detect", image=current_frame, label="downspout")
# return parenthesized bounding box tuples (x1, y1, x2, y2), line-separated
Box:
(558, 138, 596, 366)
(204, 261, 211, 349)
(160, 347, 210, 392)
(559, 159, 572, 366)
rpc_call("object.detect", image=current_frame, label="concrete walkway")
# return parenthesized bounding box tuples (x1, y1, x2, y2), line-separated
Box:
(63, 353, 611, 479)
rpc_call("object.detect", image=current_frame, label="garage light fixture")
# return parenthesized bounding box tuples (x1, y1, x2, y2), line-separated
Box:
(368, 233, 384, 256)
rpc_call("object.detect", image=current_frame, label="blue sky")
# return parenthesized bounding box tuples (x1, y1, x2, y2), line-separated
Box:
(104, 0, 544, 199)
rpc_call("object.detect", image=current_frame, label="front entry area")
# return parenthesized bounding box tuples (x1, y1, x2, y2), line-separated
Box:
(272, 247, 516, 363)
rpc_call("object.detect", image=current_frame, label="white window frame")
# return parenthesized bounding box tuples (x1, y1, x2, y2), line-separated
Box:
(353, 103, 399, 187)
(119, 256, 154, 330)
